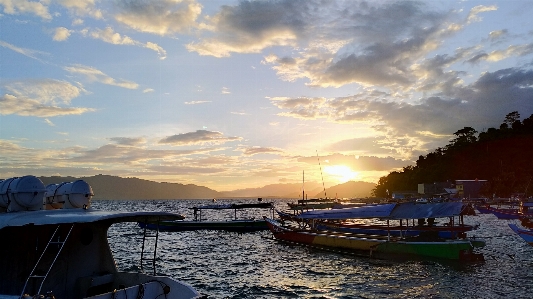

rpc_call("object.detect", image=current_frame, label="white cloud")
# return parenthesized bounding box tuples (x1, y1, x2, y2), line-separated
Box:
(184, 101, 211, 105)
(0, 0, 52, 20)
(0, 79, 95, 117)
(57, 0, 103, 19)
(63, 64, 139, 89)
(53, 27, 71, 41)
(114, 0, 202, 36)
(0, 40, 48, 62)
(81, 27, 167, 59)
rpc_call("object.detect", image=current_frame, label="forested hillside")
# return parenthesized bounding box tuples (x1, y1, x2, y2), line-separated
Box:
(372, 111, 533, 198)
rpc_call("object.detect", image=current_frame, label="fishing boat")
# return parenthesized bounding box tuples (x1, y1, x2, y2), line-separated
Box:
(266, 202, 485, 261)
(0, 176, 204, 299)
(508, 223, 533, 246)
(475, 199, 533, 219)
(139, 202, 274, 232)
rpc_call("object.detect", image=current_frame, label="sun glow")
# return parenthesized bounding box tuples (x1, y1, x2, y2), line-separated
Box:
(323, 165, 358, 183)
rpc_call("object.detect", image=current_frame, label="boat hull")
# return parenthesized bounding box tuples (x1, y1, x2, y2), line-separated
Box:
(475, 205, 520, 219)
(508, 224, 533, 246)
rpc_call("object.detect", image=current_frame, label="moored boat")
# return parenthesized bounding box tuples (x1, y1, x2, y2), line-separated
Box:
(0, 176, 204, 299)
(508, 223, 533, 246)
(265, 218, 483, 261)
(139, 202, 274, 232)
(267, 202, 484, 261)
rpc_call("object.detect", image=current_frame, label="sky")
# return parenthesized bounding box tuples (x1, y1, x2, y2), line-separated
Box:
(1, 0, 533, 192)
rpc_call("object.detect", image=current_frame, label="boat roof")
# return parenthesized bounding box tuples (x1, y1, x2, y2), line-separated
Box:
(294, 202, 469, 220)
(296, 203, 396, 219)
(191, 203, 273, 210)
(0, 208, 184, 229)
(387, 202, 467, 219)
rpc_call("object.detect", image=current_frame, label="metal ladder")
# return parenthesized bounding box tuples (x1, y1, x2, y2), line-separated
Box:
(140, 219, 160, 275)
(21, 224, 74, 298)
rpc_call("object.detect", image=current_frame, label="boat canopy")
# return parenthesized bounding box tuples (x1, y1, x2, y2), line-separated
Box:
(293, 202, 471, 220)
(191, 203, 274, 210)
(0, 208, 184, 229)
(386, 202, 467, 219)
(296, 203, 396, 219)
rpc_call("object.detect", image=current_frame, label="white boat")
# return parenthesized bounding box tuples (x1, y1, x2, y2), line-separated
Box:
(0, 176, 205, 299)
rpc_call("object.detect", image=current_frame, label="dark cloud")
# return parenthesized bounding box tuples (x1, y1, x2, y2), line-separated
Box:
(159, 130, 242, 146)
(242, 146, 284, 156)
(109, 137, 145, 146)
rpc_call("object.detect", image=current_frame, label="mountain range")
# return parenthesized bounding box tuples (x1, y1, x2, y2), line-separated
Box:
(37, 174, 376, 200)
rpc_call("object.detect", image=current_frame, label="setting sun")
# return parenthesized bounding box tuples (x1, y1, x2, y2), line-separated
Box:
(324, 165, 358, 183)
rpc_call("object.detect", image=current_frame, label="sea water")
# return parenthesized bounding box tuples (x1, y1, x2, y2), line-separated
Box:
(93, 199, 533, 299)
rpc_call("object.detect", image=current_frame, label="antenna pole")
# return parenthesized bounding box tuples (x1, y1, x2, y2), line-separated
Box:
(302, 170, 305, 200)
(316, 150, 327, 199)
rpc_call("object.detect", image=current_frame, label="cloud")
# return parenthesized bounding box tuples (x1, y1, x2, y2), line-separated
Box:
(63, 64, 139, 89)
(108, 137, 146, 146)
(159, 130, 242, 146)
(44, 118, 55, 126)
(143, 88, 154, 93)
(467, 5, 497, 24)
(269, 67, 533, 160)
(53, 27, 71, 41)
(241, 146, 284, 156)
(57, 0, 103, 19)
(184, 100, 211, 105)
(0, 79, 94, 117)
(0, 40, 48, 62)
(0, 94, 94, 117)
(114, 0, 202, 36)
(186, 0, 309, 57)
(221, 87, 230, 94)
(81, 27, 167, 59)
(0, 0, 52, 20)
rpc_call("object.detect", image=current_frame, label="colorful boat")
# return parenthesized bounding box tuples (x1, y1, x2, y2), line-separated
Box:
(139, 202, 274, 232)
(265, 218, 483, 261)
(267, 202, 485, 261)
(508, 223, 533, 246)
(0, 176, 204, 299)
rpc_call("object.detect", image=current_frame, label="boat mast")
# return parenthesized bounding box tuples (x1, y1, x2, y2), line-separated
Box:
(302, 170, 305, 200)
(316, 150, 327, 199)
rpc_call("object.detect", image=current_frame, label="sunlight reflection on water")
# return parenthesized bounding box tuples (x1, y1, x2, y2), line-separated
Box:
(93, 199, 533, 299)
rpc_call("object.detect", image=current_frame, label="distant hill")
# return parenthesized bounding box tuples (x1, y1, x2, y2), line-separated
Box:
(36, 175, 375, 200)
(313, 181, 376, 199)
(220, 182, 323, 198)
(39, 175, 221, 200)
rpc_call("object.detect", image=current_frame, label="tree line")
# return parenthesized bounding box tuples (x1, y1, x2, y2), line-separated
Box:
(372, 111, 533, 198)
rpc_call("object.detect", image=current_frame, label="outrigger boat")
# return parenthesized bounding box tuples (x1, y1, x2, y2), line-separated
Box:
(266, 202, 485, 261)
(476, 200, 533, 219)
(508, 223, 533, 246)
(0, 176, 204, 299)
(139, 202, 274, 232)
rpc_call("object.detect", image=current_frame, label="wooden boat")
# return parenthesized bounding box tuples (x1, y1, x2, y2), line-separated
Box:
(475, 200, 533, 219)
(267, 202, 485, 261)
(0, 176, 204, 299)
(139, 202, 274, 232)
(508, 223, 533, 246)
(265, 218, 483, 261)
